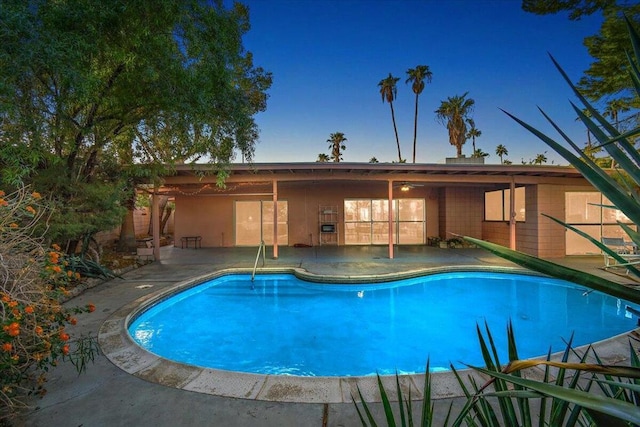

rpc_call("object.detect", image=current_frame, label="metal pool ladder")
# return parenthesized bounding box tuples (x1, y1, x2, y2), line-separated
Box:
(251, 240, 266, 282)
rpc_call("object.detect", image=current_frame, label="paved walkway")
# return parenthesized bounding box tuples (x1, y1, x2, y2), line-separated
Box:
(17, 246, 632, 426)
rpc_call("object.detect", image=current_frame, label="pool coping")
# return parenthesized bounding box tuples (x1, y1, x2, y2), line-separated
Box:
(98, 265, 639, 404)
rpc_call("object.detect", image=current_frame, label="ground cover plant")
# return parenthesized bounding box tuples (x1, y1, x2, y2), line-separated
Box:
(0, 187, 98, 422)
(353, 14, 640, 427)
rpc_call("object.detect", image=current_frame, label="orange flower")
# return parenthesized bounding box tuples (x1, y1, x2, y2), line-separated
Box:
(52, 265, 62, 274)
(62, 344, 70, 355)
(35, 326, 43, 335)
(51, 243, 61, 251)
(8, 301, 17, 308)
(87, 303, 96, 313)
(25, 205, 36, 215)
(9, 223, 18, 228)
(68, 317, 77, 325)
(0, 199, 7, 207)
(0, 190, 5, 196)
(31, 191, 41, 199)
(1, 294, 9, 303)
(24, 306, 34, 314)
(59, 331, 70, 341)
(2, 343, 12, 352)
(4, 322, 20, 336)
(75, 272, 81, 279)
(67, 270, 73, 277)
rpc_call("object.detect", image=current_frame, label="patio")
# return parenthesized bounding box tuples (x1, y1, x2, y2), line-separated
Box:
(19, 246, 634, 426)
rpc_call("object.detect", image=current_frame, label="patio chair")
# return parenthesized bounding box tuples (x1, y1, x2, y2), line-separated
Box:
(601, 237, 640, 270)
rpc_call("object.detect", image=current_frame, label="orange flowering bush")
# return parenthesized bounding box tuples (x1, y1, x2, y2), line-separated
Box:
(0, 187, 98, 421)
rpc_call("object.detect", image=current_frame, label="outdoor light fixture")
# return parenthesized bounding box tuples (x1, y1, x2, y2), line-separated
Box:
(400, 184, 410, 192)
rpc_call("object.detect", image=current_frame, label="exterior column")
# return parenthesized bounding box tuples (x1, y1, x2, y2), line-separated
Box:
(272, 180, 278, 259)
(152, 187, 160, 261)
(509, 178, 516, 250)
(388, 180, 394, 259)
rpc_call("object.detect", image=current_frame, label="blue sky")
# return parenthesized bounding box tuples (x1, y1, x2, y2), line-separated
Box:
(238, 0, 604, 165)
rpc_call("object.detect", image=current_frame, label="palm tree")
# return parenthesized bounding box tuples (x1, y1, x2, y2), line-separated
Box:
(466, 118, 482, 155)
(473, 148, 489, 158)
(495, 144, 508, 164)
(603, 99, 630, 132)
(327, 132, 347, 162)
(435, 92, 475, 158)
(378, 73, 402, 162)
(406, 65, 432, 163)
(369, 157, 379, 163)
(533, 152, 548, 165)
(316, 153, 330, 162)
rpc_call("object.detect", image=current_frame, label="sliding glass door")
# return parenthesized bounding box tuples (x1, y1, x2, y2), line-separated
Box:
(235, 201, 288, 246)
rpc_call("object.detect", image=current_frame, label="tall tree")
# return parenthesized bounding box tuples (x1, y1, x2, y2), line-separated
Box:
(435, 93, 475, 158)
(466, 119, 482, 155)
(327, 132, 347, 162)
(378, 73, 403, 162)
(522, 1, 640, 108)
(316, 153, 330, 162)
(521, 0, 616, 20)
(406, 65, 433, 163)
(495, 144, 509, 164)
(578, 4, 640, 107)
(0, 0, 272, 251)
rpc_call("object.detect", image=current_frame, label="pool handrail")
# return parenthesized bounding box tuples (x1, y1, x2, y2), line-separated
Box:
(251, 240, 266, 282)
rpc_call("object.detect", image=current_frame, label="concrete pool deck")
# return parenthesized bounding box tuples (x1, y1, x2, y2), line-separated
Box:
(19, 245, 639, 426)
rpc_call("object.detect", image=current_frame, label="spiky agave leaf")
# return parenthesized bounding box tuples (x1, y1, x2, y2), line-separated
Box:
(462, 236, 640, 304)
(469, 367, 640, 425)
(540, 213, 640, 277)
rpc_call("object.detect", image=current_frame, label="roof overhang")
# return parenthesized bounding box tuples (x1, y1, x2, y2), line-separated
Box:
(149, 162, 591, 195)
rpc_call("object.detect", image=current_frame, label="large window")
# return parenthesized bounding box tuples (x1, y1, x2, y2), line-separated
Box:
(565, 192, 634, 255)
(235, 201, 288, 246)
(344, 199, 425, 245)
(484, 187, 525, 221)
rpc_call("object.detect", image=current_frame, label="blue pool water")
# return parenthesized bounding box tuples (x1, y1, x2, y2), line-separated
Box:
(129, 272, 638, 377)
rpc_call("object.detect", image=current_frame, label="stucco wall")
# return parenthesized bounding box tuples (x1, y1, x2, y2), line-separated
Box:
(174, 181, 440, 247)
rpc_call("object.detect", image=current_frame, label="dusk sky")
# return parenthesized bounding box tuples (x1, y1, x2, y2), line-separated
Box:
(237, 0, 604, 165)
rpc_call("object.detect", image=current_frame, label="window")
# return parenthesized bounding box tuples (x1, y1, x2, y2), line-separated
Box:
(565, 192, 635, 255)
(484, 187, 525, 221)
(344, 199, 425, 245)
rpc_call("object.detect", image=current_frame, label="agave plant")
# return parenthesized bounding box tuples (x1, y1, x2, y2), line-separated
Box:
(353, 323, 640, 426)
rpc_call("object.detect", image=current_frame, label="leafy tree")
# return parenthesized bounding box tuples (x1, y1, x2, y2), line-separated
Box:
(327, 132, 347, 162)
(406, 65, 433, 163)
(435, 93, 475, 157)
(521, 0, 616, 20)
(495, 144, 509, 164)
(578, 4, 640, 106)
(316, 153, 330, 162)
(369, 157, 379, 163)
(378, 73, 403, 162)
(466, 118, 482, 154)
(0, 0, 272, 252)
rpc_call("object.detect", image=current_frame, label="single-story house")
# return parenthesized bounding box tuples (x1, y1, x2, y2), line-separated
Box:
(143, 162, 632, 260)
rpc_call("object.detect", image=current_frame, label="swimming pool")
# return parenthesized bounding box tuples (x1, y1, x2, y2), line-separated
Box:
(128, 271, 638, 377)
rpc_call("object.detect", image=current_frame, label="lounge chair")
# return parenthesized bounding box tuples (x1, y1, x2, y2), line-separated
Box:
(601, 237, 640, 270)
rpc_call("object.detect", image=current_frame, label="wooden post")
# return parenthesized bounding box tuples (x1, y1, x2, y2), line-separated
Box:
(273, 180, 278, 259)
(152, 187, 160, 261)
(509, 178, 516, 250)
(388, 180, 394, 259)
